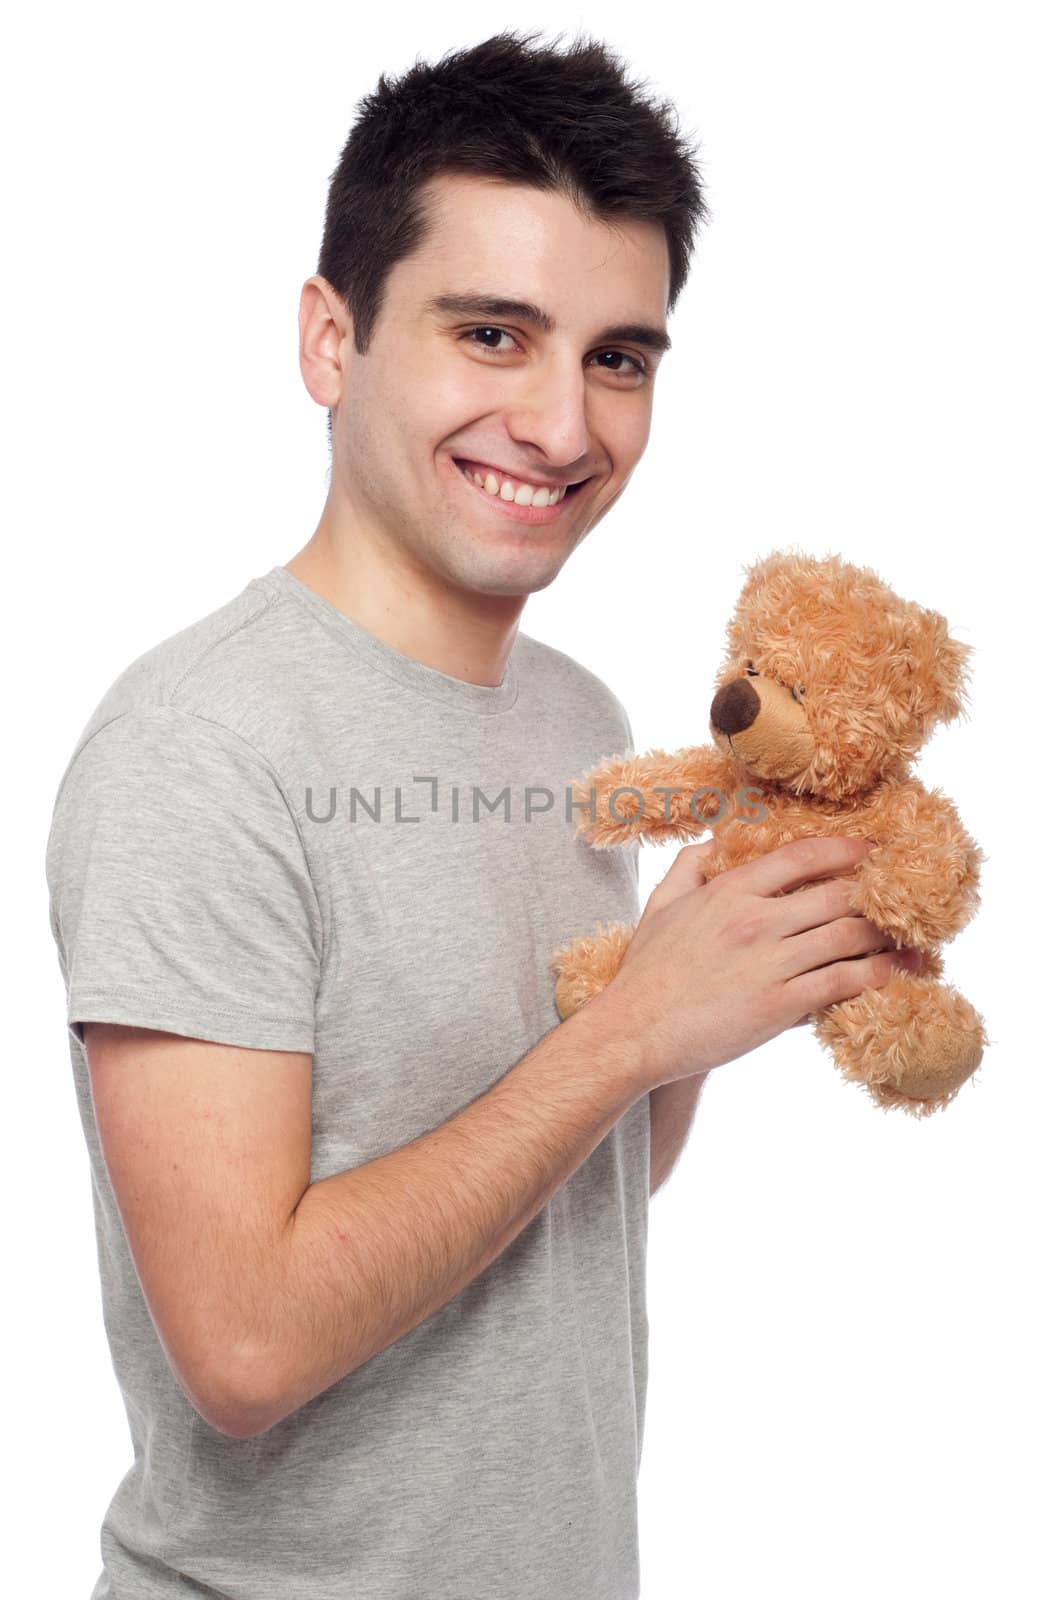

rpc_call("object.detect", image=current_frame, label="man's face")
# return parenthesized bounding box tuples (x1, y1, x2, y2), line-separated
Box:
(313, 171, 671, 598)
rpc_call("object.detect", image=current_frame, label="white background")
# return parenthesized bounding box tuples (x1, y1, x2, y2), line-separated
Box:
(5, 2, 1059, 1596)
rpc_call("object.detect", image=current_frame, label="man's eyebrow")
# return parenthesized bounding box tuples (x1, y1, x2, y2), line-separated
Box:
(425, 292, 672, 356)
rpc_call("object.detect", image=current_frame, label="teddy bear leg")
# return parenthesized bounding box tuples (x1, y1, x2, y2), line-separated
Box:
(549, 922, 638, 1022)
(811, 973, 988, 1117)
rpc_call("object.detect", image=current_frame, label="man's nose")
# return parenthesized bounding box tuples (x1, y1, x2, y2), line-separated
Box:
(503, 357, 593, 466)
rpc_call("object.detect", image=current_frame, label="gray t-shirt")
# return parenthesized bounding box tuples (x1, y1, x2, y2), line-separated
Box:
(44, 564, 648, 1600)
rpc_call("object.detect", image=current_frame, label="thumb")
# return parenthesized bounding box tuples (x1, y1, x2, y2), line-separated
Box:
(643, 838, 717, 916)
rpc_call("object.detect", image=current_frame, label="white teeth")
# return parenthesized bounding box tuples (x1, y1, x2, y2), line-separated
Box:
(460, 461, 569, 508)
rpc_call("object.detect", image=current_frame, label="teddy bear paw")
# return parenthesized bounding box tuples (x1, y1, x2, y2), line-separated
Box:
(811, 972, 988, 1116)
(549, 922, 637, 1021)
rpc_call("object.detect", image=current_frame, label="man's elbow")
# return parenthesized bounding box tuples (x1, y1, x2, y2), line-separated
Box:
(186, 1340, 284, 1441)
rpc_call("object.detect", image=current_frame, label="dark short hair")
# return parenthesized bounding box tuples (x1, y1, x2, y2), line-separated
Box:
(315, 28, 710, 444)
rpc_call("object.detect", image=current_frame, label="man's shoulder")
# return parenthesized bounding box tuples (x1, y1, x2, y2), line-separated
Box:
(53, 571, 298, 792)
(516, 629, 634, 748)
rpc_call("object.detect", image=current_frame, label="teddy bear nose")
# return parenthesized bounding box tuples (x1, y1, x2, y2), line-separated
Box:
(711, 677, 761, 736)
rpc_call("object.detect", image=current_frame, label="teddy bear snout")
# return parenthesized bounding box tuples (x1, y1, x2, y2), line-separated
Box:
(710, 677, 761, 736)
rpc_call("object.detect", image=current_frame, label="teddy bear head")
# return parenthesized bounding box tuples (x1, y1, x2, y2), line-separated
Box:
(708, 549, 973, 801)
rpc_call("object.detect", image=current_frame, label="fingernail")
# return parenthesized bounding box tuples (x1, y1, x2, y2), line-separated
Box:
(899, 949, 923, 970)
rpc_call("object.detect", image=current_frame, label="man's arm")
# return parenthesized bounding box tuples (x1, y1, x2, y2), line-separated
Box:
(649, 1071, 710, 1197)
(261, 997, 647, 1434)
(85, 991, 650, 1441)
(631, 837, 712, 1198)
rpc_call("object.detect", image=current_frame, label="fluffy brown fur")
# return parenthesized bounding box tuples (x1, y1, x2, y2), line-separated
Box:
(549, 549, 989, 1117)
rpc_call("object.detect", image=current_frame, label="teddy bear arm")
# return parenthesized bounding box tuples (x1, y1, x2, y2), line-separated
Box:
(849, 787, 985, 947)
(571, 742, 735, 847)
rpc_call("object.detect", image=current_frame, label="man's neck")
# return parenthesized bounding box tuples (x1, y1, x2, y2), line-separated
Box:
(283, 522, 525, 690)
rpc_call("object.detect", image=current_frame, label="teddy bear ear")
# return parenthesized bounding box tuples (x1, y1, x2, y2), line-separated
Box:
(903, 606, 975, 728)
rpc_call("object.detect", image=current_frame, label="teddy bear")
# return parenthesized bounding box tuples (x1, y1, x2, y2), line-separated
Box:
(549, 549, 989, 1118)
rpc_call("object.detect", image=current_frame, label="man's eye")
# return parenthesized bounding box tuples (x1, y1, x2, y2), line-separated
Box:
(461, 329, 647, 378)
(463, 327, 519, 354)
(592, 350, 648, 377)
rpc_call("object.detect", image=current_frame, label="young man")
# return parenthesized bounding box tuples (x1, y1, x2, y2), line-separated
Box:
(45, 30, 920, 1600)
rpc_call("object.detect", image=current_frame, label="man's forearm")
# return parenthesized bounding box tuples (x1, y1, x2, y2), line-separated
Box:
(649, 1071, 710, 1197)
(230, 995, 649, 1437)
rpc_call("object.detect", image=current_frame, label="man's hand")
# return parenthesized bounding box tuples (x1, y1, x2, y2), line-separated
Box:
(625, 842, 797, 1029)
(605, 835, 925, 1090)
(625, 842, 815, 1029)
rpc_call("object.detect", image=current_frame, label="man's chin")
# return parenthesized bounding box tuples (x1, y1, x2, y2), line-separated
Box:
(440, 543, 571, 600)
(457, 563, 564, 600)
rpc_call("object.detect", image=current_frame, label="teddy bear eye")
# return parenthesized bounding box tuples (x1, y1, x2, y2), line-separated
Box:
(791, 683, 806, 700)
(744, 660, 758, 676)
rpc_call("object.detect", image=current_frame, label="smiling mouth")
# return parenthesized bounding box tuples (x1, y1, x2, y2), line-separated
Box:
(452, 457, 593, 507)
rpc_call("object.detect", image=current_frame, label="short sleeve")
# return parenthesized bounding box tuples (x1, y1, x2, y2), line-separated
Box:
(45, 707, 322, 1053)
